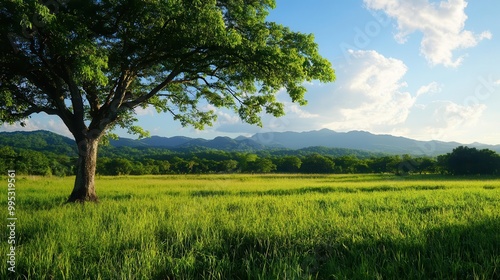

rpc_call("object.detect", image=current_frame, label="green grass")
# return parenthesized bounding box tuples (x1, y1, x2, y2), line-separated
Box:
(1, 174, 500, 279)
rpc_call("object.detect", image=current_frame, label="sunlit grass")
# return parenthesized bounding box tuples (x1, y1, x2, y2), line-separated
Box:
(1, 174, 499, 279)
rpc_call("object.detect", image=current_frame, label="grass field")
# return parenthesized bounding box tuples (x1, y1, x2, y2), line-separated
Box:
(1, 174, 499, 279)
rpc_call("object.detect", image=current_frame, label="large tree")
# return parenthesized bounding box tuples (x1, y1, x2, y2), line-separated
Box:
(1, 0, 335, 202)
(445, 146, 500, 175)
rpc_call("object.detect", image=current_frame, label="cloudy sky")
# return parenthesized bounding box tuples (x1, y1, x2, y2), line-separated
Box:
(2, 0, 500, 144)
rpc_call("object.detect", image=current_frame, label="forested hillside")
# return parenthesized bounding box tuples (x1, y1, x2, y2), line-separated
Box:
(1, 131, 499, 176)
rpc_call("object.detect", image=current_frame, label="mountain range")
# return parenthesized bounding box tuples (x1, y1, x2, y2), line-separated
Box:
(1, 129, 499, 156)
(105, 128, 500, 156)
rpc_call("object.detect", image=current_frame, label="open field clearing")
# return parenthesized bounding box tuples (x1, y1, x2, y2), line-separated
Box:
(1, 174, 500, 279)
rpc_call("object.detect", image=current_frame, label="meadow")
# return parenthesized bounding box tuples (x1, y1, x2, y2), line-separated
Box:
(1, 174, 499, 279)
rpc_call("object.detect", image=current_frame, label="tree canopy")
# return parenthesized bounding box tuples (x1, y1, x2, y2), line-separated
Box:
(1, 0, 335, 202)
(1, 0, 334, 134)
(441, 146, 500, 175)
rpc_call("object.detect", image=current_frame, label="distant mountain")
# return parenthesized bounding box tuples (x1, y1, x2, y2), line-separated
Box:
(110, 135, 265, 151)
(1, 129, 499, 156)
(0, 130, 76, 155)
(246, 129, 500, 156)
(110, 135, 193, 148)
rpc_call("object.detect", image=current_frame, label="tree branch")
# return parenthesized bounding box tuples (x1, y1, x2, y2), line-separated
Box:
(5, 36, 76, 134)
(122, 47, 213, 109)
(82, 83, 101, 118)
(107, 70, 135, 111)
(60, 65, 87, 137)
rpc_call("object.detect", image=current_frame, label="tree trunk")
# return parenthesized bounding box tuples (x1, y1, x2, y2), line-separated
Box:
(67, 137, 99, 203)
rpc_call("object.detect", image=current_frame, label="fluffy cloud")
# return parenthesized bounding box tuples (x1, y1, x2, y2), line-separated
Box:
(213, 50, 424, 135)
(416, 82, 442, 97)
(325, 50, 416, 130)
(401, 100, 487, 142)
(134, 105, 156, 116)
(145, 48, 491, 142)
(430, 100, 486, 130)
(1, 115, 73, 138)
(285, 103, 320, 119)
(210, 91, 324, 134)
(364, 0, 492, 67)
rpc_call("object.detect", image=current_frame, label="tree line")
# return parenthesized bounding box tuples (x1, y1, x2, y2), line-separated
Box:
(2, 145, 499, 176)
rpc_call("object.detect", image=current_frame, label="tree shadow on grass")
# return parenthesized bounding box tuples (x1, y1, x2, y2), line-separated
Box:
(152, 217, 499, 279)
(189, 185, 449, 198)
(18, 195, 67, 211)
(318, 217, 500, 279)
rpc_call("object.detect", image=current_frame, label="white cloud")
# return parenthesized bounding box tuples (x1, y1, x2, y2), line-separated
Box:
(1, 115, 73, 138)
(285, 103, 320, 119)
(134, 105, 156, 116)
(207, 88, 323, 134)
(432, 100, 486, 129)
(425, 101, 487, 141)
(325, 50, 416, 130)
(149, 49, 491, 143)
(364, 0, 492, 67)
(216, 110, 240, 125)
(416, 82, 442, 97)
(402, 100, 487, 142)
(201, 104, 240, 125)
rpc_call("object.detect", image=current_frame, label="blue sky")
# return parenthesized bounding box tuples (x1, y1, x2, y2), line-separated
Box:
(2, 0, 500, 144)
